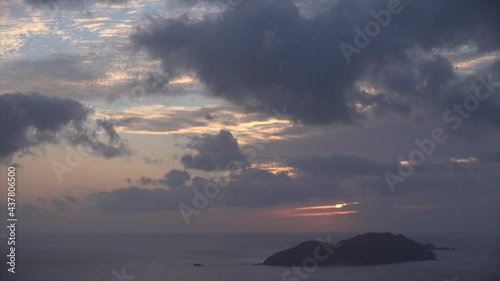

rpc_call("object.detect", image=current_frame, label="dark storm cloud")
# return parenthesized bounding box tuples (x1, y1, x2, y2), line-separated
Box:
(77, 119, 132, 158)
(358, 55, 458, 106)
(370, 168, 473, 195)
(420, 60, 500, 132)
(88, 167, 342, 212)
(221, 168, 342, 207)
(366, 158, 494, 195)
(88, 97, 500, 213)
(181, 130, 249, 171)
(88, 185, 192, 213)
(159, 169, 191, 187)
(0, 92, 88, 159)
(52, 198, 69, 211)
(138, 176, 157, 185)
(131, 0, 500, 125)
(131, 0, 358, 124)
(288, 153, 395, 179)
(0, 92, 131, 160)
(466, 61, 500, 126)
(64, 195, 79, 204)
(88, 153, 497, 212)
(478, 150, 500, 163)
(136, 171, 192, 187)
(285, 153, 486, 196)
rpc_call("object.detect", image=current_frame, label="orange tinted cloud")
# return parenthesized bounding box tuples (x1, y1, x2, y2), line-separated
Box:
(292, 202, 361, 211)
(279, 211, 359, 217)
(265, 202, 362, 218)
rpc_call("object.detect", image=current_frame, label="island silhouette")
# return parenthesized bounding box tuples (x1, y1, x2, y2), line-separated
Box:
(263, 232, 444, 266)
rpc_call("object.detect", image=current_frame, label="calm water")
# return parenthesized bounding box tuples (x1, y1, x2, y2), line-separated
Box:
(1, 232, 499, 281)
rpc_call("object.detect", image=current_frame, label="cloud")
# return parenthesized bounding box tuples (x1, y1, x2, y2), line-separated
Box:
(130, 0, 357, 124)
(287, 153, 394, 179)
(131, 0, 499, 125)
(77, 119, 132, 158)
(131, 170, 192, 187)
(113, 114, 207, 134)
(181, 130, 249, 171)
(88, 185, 191, 213)
(87, 122, 500, 213)
(0, 55, 112, 99)
(429, 61, 500, 130)
(64, 195, 79, 204)
(159, 169, 191, 187)
(88, 169, 341, 213)
(0, 92, 131, 160)
(221, 168, 341, 207)
(478, 150, 500, 163)
(87, 148, 499, 213)
(23, 0, 130, 11)
(5, 55, 102, 82)
(0, 92, 88, 159)
(98, 104, 293, 144)
(88, 164, 345, 213)
(365, 158, 493, 195)
(143, 156, 164, 165)
(52, 198, 70, 211)
(138, 176, 157, 186)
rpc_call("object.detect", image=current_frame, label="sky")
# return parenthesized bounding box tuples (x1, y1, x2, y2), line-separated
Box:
(0, 0, 499, 234)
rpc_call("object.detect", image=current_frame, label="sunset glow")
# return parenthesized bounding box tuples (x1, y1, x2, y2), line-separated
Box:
(0, 0, 498, 279)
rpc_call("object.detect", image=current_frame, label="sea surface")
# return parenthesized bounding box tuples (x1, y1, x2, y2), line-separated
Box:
(1, 232, 499, 281)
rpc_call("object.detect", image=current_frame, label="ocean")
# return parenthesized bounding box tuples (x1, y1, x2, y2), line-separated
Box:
(1, 232, 499, 281)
